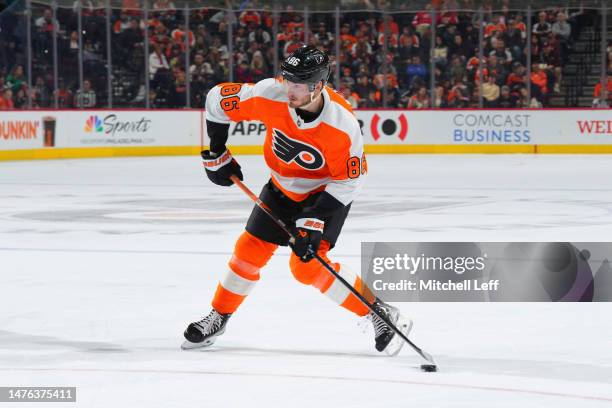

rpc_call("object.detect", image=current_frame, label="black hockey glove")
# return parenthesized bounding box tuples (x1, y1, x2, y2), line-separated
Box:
(290, 216, 324, 262)
(201, 148, 243, 187)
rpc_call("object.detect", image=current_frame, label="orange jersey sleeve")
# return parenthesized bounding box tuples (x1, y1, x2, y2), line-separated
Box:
(205, 78, 286, 125)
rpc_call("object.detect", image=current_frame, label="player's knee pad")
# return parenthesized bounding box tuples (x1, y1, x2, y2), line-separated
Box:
(233, 231, 278, 269)
(289, 241, 335, 287)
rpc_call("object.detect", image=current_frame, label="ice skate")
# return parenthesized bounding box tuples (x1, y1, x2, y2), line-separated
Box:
(369, 298, 413, 356)
(181, 309, 232, 350)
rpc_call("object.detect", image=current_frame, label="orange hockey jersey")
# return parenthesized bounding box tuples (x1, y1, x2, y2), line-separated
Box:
(205, 78, 366, 205)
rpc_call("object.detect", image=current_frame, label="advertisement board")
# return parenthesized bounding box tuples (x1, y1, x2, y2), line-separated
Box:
(55, 111, 200, 147)
(205, 109, 612, 148)
(2, 109, 612, 160)
(0, 112, 48, 150)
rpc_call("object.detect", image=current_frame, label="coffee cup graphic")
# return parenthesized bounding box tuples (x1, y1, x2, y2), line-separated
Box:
(43, 116, 56, 147)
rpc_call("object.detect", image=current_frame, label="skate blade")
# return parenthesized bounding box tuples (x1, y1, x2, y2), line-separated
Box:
(384, 315, 414, 357)
(181, 337, 217, 350)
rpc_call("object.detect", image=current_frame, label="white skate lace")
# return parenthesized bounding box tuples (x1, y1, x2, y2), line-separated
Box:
(196, 310, 223, 335)
(371, 312, 391, 337)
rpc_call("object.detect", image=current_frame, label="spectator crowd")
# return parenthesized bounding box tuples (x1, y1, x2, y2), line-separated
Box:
(0, 0, 598, 110)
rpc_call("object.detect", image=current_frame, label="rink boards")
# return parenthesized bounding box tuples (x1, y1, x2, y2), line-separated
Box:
(1, 109, 612, 160)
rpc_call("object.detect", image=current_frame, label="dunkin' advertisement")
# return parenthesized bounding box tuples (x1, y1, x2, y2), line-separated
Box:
(0, 113, 50, 149)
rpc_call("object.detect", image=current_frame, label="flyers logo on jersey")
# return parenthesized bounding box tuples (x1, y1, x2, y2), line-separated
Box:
(272, 129, 325, 170)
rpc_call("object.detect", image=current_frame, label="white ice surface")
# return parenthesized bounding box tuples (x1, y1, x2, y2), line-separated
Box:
(1, 154, 611, 407)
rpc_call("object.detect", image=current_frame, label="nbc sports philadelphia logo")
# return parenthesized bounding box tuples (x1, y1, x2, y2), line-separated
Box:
(85, 115, 103, 133)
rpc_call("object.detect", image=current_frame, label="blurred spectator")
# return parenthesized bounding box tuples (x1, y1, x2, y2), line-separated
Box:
(515, 86, 529, 108)
(406, 56, 427, 89)
(34, 8, 60, 57)
(0, 88, 14, 110)
(314, 23, 334, 49)
(485, 15, 506, 38)
(250, 50, 268, 82)
(74, 79, 96, 108)
(533, 11, 552, 40)
(593, 77, 612, 107)
(498, 85, 516, 108)
(399, 32, 421, 61)
(34, 8, 59, 32)
(67, 30, 80, 53)
(0, 75, 6, 94)
(552, 12, 571, 64)
(530, 63, 548, 101)
(113, 12, 131, 34)
(382, 80, 400, 107)
(407, 87, 430, 109)
(432, 37, 449, 68)
(32, 76, 50, 108)
(469, 87, 481, 108)
(283, 32, 303, 58)
(552, 12, 571, 41)
(448, 55, 466, 82)
(6, 64, 26, 93)
(592, 87, 610, 108)
(466, 56, 484, 82)
(449, 34, 472, 60)
(378, 15, 399, 36)
(339, 23, 357, 51)
(119, 19, 144, 58)
(235, 61, 253, 83)
(448, 79, 469, 108)
(14, 88, 28, 109)
(482, 75, 501, 107)
(340, 66, 356, 88)
(167, 43, 184, 68)
(341, 87, 359, 109)
(507, 62, 527, 92)
(149, 42, 170, 85)
(354, 73, 376, 103)
(352, 36, 373, 60)
(170, 69, 186, 107)
(54, 79, 73, 108)
(505, 18, 526, 59)
(541, 43, 562, 93)
(240, 9, 261, 28)
(249, 27, 271, 45)
(481, 55, 507, 86)
(412, 4, 433, 36)
(489, 39, 513, 67)
(432, 85, 448, 108)
(363, 90, 381, 108)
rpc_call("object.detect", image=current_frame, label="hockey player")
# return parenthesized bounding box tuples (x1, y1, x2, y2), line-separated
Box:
(182, 45, 411, 355)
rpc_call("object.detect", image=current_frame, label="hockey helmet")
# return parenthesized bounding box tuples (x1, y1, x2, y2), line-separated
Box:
(280, 45, 331, 91)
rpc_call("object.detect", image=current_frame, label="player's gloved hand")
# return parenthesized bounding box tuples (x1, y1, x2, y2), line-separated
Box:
(201, 148, 243, 187)
(290, 217, 324, 262)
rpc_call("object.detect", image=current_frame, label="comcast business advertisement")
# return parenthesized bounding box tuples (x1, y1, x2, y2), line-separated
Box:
(362, 242, 612, 302)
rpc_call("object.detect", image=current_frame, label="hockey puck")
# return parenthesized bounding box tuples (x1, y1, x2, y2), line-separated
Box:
(420, 364, 438, 372)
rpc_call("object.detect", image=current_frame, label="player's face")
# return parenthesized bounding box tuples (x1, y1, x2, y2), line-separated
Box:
(284, 80, 317, 109)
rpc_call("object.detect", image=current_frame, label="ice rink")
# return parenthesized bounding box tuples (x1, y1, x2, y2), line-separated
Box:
(1, 154, 611, 407)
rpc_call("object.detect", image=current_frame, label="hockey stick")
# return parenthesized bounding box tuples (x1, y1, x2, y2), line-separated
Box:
(230, 175, 436, 366)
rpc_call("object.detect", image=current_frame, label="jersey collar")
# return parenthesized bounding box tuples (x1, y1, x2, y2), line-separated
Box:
(287, 87, 329, 130)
